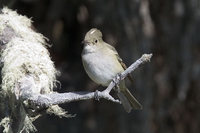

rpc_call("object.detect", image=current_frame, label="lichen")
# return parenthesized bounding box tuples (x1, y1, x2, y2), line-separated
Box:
(0, 7, 57, 94)
(0, 7, 68, 133)
(0, 117, 12, 133)
(0, 7, 45, 45)
(47, 105, 73, 118)
(1, 37, 57, 94)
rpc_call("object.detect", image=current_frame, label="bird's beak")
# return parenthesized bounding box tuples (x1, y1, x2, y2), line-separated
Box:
(81, 40, 89, 45)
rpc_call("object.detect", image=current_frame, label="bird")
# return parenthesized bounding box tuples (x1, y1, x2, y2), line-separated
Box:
(81, 28, 142, 112)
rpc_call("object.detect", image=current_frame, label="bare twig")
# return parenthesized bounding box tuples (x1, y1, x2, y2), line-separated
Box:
(19, 54, 153, 108)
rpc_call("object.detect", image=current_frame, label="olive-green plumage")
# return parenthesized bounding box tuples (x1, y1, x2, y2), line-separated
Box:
(82, 28, 142, 112)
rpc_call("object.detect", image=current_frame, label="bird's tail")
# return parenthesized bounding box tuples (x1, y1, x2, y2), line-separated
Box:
(117, 86, 142, 113)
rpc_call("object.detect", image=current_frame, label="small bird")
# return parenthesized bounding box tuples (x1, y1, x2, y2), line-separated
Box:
(81, 28, 142, 112)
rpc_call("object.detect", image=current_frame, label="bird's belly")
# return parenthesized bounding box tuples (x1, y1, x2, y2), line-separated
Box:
(82, 53, 124, 86)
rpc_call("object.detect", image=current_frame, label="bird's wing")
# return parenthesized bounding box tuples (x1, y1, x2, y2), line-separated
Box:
(105, 43, 134, 83)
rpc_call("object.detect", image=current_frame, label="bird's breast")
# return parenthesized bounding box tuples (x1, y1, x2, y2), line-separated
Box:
(82, 50, 124, 86)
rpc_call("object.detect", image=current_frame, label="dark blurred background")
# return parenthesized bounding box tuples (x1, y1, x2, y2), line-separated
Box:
(1, 0, 200, 133)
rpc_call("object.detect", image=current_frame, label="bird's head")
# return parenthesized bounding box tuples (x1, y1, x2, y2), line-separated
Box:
(82, 28, 103, 46)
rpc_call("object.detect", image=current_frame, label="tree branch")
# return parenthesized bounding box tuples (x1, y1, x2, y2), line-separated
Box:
(19, 54, 153, 109)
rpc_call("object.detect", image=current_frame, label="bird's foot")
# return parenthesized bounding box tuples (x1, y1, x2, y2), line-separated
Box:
(112, 73, 121, 85)
(112, 73, 122, 92)
(94, 90, 100, 101)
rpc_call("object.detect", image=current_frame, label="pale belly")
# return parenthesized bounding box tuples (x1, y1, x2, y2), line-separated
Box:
(82, 52, 124, 86)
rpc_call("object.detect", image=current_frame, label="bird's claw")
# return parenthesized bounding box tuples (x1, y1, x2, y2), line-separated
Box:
(94, 90, 100, 101)
(112, 73, 121, 85)
(112, 73, 122, 92)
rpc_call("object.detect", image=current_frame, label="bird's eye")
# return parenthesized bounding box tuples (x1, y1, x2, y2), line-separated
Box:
(95, 40, 98, 43)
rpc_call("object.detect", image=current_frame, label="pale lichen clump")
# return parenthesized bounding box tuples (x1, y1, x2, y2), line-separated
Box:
(0, 7, 57, 95)
(0, 7, 67, 132)
(1, 37, 57, 94)
(0, 117, 12, 133)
